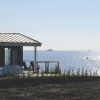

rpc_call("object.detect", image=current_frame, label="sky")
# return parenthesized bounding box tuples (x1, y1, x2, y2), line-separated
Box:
(0, 0, 100, 51)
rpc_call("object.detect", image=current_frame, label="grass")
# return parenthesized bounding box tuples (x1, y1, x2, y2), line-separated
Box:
(0, 64, 99, 79)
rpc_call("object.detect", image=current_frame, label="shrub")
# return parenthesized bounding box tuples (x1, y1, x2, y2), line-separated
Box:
(54, 65, 61, 74)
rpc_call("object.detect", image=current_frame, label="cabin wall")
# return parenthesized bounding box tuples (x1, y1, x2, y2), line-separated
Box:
(0, 46, 23, 66)
(10, 46, 23, 66)
(0, 47, 4, 66)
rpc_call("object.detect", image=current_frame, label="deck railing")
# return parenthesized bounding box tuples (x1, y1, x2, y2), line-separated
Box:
(36, 61, 59, 69)
(23, 60, 59, 72)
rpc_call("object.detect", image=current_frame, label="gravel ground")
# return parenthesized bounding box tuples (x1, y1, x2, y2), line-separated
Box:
(0, 81, 100, 100)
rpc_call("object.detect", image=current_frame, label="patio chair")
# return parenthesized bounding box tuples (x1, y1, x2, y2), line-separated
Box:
(30, 61, 34, 71)
(22, 61, 27, 70)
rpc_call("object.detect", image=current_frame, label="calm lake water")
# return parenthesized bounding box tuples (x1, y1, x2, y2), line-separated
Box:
(23, 50, 100, 75)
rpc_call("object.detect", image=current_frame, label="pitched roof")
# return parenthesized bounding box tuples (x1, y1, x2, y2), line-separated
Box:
(0, 33, 42, 46)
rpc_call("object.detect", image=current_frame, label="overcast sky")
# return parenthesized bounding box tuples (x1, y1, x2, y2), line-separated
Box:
(0, 0, 100, 50)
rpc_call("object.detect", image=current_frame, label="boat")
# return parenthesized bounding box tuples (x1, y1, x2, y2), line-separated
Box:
(88, 50, 91, 51)
(47, 49, 53, 51)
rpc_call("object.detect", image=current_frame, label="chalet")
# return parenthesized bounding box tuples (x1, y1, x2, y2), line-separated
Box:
(0, 33, 41, 74)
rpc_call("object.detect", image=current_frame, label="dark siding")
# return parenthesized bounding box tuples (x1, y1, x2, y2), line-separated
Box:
(0, 48, 4, 66)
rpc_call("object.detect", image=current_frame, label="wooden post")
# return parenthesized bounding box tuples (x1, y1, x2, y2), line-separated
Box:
(34, 46, 37, 71)
(21, 46, 23, 66)
(45, 61, 49, 73)
(58, 61, 59, 67)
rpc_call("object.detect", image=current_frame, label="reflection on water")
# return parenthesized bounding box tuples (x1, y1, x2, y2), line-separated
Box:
(23, 51, 100, 75)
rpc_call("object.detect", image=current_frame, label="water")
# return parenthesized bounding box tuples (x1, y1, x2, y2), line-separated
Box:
(23, 50, 100, 75)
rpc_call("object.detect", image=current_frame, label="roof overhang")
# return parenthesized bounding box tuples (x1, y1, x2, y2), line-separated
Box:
(0, 33, 42, 47)
(0, 42, 42, 46)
